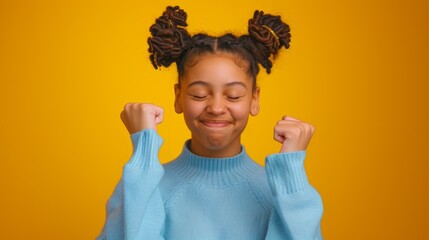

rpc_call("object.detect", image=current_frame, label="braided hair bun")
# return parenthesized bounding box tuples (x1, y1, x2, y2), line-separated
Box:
(148, 6, 291, 79)
(244, 10, 291, 73)
(147, 6, 190, 69)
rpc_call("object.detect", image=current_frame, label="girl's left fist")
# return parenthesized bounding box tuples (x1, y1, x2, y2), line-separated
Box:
(274, 116, 315, 153)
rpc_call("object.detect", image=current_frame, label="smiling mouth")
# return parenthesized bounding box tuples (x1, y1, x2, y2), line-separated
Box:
(199, 119, 231, 128)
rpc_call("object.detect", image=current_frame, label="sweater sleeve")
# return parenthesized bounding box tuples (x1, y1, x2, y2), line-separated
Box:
(96, 129, 166, 240)
(264, 151, 323, 240)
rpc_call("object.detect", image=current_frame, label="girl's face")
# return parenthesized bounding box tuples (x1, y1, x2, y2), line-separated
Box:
(174, 53, 260, 158)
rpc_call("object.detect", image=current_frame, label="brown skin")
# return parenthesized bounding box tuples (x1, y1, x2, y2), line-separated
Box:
(174, 53, 260, 158)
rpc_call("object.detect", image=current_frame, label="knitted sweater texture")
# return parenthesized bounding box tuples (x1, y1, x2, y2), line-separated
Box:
(97, 129, 323, 240)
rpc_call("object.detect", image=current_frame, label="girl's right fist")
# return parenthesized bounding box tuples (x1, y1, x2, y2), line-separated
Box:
(120, 103, 164, 134)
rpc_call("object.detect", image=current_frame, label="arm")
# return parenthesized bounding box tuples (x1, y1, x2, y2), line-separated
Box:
(97, 103, 166, 240)
(264, 116, 323, 239)
(265, 151, 323, 240)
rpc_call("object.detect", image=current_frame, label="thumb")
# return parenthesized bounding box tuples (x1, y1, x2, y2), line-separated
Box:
(153, 107, 164, 125)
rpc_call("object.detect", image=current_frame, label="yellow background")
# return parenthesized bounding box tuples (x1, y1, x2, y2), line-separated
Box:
(1, 0, 428, 239)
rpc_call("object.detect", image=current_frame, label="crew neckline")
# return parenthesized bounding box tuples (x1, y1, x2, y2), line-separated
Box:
(165, 140, 262, 187)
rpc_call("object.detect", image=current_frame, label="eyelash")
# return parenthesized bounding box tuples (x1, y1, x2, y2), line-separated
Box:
(189, 95, 242, 101)
(191, 95, 207, 100)
(227, 96, 241, 101)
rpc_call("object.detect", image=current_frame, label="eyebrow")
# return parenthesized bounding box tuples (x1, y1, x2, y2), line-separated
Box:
(187, 81, 247, 89)
(225, 82, 247, 89)
(187, 81, 209, 88)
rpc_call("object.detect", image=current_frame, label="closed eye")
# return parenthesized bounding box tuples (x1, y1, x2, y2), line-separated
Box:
(191, 95, 207, 100)
(227, 96, 242, 101)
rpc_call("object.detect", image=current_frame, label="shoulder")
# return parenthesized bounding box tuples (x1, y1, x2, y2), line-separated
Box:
(245, 161, 274, 209)
(157, 161, 186, 202)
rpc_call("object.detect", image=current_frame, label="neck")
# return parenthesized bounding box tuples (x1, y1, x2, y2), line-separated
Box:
(189, 138, 242, 158)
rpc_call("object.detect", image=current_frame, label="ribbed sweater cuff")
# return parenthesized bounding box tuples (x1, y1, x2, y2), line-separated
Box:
(124, 129, 163, 172)
(265, 151, 309, 195)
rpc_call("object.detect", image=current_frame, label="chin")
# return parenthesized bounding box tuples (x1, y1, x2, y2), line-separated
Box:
(205, 137, 229, 149)
(204, 134, 240, 151)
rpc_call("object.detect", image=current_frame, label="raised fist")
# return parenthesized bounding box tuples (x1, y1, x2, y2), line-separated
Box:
(274, 116, 315, 153)
(120, 103, 164, 134)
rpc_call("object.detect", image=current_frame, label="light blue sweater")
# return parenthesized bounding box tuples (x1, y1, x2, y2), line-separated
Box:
(97, 129, 323, 240)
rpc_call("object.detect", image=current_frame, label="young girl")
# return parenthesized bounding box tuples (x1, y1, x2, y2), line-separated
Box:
(97, 6, 323, 240)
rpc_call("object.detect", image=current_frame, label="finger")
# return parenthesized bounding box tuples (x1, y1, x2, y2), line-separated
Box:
(282, 115, 302, 122)
(120, 110, 125, 121)
(155, 110, 164, 125)
(276, 120, 301, 126)
(124, 102, 134, 110)
(274, 130, 286, 143)
(155, 116, 163, 125)
(274, 125, 288, 142)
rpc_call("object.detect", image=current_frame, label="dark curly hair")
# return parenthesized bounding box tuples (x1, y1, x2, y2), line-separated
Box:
(147, 6, 291, 90)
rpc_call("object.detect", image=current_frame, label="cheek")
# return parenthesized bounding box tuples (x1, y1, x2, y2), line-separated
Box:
(228, 102, 252, 121)
(182, 98, 203, 119)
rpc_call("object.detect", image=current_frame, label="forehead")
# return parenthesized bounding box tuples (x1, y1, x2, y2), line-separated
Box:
(181, 53, 252, 87)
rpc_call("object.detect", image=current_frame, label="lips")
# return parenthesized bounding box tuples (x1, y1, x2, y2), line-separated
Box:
(199, 119, 232, 128)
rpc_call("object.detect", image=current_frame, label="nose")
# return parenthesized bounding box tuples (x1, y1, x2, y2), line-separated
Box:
(206, 96, 226, 115)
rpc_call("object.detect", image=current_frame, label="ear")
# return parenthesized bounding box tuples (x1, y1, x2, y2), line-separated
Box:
(174, 83, 183, 114)
(250, 87, 260, 116)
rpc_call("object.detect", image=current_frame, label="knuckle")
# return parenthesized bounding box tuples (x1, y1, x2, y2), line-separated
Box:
(276, 120, 284, 125)
(139, 103, 153, 112)
(140, 103, 148, 110)
(304, 122, 315, 133)
(124, 102, 136, 111)
(302, 123, 310, 131)
(291, 127, 300, 135)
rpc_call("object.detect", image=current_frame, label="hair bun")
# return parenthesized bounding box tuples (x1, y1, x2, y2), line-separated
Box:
(148, 6, 190, 69)
(164, 6, 188, 28)
(248, 10, 291, 54)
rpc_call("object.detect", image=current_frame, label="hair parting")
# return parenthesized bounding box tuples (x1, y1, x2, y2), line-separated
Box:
(147, 6, 291, 85)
